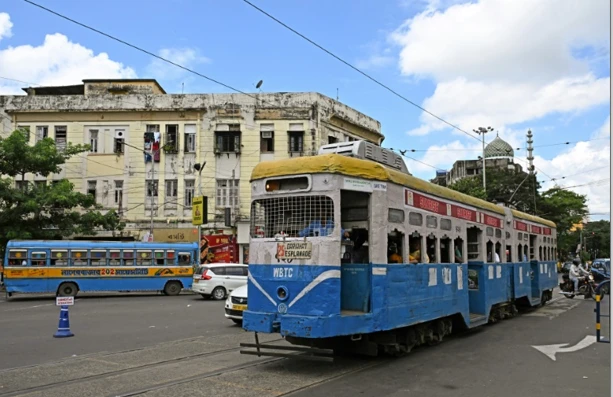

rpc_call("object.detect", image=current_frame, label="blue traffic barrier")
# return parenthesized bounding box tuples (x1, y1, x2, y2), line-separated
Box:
(53, 305, 74, 338)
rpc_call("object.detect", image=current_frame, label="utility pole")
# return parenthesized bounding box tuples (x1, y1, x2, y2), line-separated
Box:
(473, 126, 493, 193)
(194, 161, 206, 240)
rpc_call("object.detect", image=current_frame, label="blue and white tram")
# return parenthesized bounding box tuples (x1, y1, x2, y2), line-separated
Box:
(241, 141, 558, 359)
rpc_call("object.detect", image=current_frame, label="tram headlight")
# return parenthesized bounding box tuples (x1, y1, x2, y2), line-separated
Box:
(277, 286, 289, 301)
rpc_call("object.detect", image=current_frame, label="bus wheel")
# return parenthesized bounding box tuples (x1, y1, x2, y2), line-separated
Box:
(164, 281, 182, 296)
(58, 282, 78, 297)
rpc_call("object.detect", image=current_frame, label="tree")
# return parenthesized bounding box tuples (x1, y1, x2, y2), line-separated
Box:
(583, 220, 610, 259)
(0, 130, 124, 250)
(447, 176, 486, 200)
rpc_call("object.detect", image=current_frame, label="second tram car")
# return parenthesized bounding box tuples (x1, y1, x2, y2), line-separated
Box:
(241, 141, 557, 360)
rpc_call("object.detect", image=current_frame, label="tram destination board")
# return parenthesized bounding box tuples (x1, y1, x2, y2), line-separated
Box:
(276, 242, 312, 259)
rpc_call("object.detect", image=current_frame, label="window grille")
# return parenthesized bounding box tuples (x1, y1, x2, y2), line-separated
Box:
(36, 126, 48, 142)
(250, 196, 334, 238)
(89, 130, 99, 153)
(440, 218, 452, 230)
(114, 181, 123, 204)
(409, 212, 423, 226)
(55, 126, 67, 151)
(426, 215, 438, 228)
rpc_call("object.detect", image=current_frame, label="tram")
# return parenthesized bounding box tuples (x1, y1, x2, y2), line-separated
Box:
(240, 141, 557, 360)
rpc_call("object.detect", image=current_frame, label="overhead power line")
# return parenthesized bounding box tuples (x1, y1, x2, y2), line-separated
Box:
(240, 0, 480, 142)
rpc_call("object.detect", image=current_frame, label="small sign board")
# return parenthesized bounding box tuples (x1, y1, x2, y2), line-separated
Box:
(276, 242, 312, 260)
(56, 296, 74, 306)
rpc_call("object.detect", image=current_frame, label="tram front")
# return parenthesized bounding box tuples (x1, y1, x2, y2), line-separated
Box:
(243, 172, 346, 338)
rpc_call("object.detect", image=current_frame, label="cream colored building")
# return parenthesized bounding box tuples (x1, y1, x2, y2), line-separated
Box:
(0, 79, 384, 262)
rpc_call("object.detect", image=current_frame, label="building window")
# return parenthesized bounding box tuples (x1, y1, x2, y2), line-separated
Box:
(216, 179, 239, 207)
(146, 180, 158, 198)
(114, 181, 123, 205)
(184, 180, 195, 207)
(114, 129, 125, 154)
(184, 124, 196, 153)
(36, 126, 48, 143)
(165, 125, 179, 153)
(17, 126, 30, 141)
(215, 131, 241, 153)
(15, 180, 28, 191)
(328, 136, 338, 144)
(87, 181, 97, 200)
(55, 126, 67, 151)
(89, 130, 99, 153)
(146, 124, 160, 132)
(288, 131, 304, 153)
(260, 124, 274, 152)
(165, 179, 178, 201)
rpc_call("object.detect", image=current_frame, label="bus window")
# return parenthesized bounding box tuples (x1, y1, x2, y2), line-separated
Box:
(178, 252, 192, 266)
(166, 250, 176, 266)
(154, 250, 165, 266)
(51, 250, 68, 266)
(109, 250, 121, 266)
(123, 250, 135, 266)
(71, 250, 88, 266)
(31, 252, 47, 266)
(408, 233, 425, 264)
(8, 250, 27, 266)
(136, 250, 153, 266)
(91, 250, 106, 266)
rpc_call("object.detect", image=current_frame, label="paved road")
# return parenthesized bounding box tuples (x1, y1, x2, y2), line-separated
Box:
(0, 292, 232, 370)
(0, 291, 609, 397)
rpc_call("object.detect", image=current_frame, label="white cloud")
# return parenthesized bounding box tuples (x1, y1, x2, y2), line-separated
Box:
(0, 13, 12, 41)
(356, 54, 394, 70)
(0, 30, 136, 95)
(392, 0, 610, 137)
(145, 48, 210, 81)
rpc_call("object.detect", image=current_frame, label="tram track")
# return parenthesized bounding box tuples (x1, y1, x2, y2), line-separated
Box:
(0, 338, 284, 397)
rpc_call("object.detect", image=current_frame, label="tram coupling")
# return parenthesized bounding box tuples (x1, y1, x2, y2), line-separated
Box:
(240, 333, 335, 362)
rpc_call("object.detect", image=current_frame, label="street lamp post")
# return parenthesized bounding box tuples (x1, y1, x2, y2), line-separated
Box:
(473, 126, 494, 193)
(194, 162, 206, 240)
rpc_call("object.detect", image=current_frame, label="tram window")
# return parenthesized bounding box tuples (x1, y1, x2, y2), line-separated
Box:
(51, 250, 68, 266)
(387, 230, 403, 263)
(486, 227, 494, 237)
(539, 246, 543, 261)
(440, 218, 452, 231)
(426, 235, 436, 263)
(486, 241, 494, 262)
(388, 208, 404, 223)
(523, 245, 528, 261)
(505, 245, 512, 262)
(467, 226, 481, 261)
(408, 212, 422, 226)
(453, 238, 463, 263)
(495, 242, 502, 263)
(517, 245, 523, 262)
(408, 234, 425, 263)
(426, 215, 437, 228)
(505, 231, 511, 239)
(440, 237, 451, 263)
(250, 195, 334, 238)
(518, 232, 522, 240)
(495, 229, 502, 238)
(90, 250, 106, 266)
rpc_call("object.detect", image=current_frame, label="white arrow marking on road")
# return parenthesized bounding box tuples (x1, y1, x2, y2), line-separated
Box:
(532, 335, 598, 361)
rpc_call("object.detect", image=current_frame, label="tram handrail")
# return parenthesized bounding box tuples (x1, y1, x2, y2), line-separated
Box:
(595, 280, 610, 344)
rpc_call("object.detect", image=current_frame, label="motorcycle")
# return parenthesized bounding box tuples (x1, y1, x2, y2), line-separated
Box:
(559, 273, 602, 301)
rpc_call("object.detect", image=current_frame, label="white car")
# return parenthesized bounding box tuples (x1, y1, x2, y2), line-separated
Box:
(191, 263, 248, 300)
(225, 284, 248, 325)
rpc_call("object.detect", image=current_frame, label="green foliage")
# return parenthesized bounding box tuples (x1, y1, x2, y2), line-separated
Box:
(447, 176, 486, 200)
(559, 220, 611, 260)
(0, 130, 124, 250)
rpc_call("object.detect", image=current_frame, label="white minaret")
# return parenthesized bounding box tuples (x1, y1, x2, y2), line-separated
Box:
(526, 129, 534, 175)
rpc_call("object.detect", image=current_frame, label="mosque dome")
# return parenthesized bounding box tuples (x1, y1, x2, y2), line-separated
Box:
(484, 134, 514, 158)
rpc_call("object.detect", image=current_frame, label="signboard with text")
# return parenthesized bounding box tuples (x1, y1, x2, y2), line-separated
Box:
(56, 296, 74, 306)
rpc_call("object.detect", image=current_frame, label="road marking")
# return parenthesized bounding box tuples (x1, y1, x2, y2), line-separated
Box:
(1, 303, 54, 312)
(523, 298, 581, 319)
(532, 335, 598, 361)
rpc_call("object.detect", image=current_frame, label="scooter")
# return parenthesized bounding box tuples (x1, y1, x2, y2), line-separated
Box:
(559, 273, 601, 300)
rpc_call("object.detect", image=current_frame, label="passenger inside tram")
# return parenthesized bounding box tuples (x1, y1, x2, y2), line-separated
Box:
(454, 242, 463, 263)
(426, 236, 436, 263)
(408, 237, 429, 264)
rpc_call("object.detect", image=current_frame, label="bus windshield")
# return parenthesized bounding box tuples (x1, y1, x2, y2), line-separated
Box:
(251, 195, 335, 238)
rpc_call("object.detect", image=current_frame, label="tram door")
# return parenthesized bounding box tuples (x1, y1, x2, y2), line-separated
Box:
(340, 190, 371, 313)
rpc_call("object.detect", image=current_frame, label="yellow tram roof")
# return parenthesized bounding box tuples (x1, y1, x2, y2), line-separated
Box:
(251, 154, 556, 229)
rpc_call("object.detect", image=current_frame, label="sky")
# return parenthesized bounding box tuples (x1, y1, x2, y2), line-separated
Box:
(0, 0, 610, 221)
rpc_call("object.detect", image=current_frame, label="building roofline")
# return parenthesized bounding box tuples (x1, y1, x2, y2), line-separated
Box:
(82, 79, 167, 94)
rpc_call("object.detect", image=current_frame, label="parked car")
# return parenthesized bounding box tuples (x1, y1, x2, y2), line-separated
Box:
(191, 263, 248, 300)
(591, 258, 610, 294)
(225, 283, 248, 325)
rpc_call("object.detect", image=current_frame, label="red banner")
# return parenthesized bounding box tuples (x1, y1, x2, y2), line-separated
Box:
(543, 228, 552, 235)
(514, 220, 528, 231)
(405, 189, 504, 227)
(531, 225, 542, 234)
